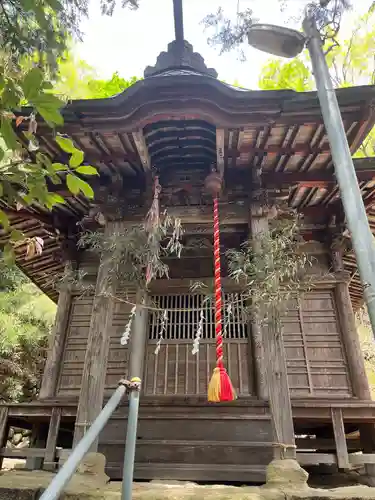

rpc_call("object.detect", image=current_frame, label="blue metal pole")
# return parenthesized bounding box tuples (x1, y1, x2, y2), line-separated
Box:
(39, 384, 127, 500)
(121, 294, 147, 500)
(303, 13, 375, 340)
(121, 386, 141, 500)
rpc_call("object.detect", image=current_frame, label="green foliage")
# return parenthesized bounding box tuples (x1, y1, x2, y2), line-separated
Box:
(226, 213, 314, 321)
(258, 8, 375, 156)
(100, 0, 140, 16)
(79, 212, 183, 291)
(259, 58, 314, 92)
(51, 52, 98, 100)
(0, 0, 88, 72)
(0, 267, 56, 402)
(51, 51, 140, 100)
(0, 0, 143, 255)
(0, 262, 27, 290)
(87, 73, 139, 99)
(202, 1, 352, 56)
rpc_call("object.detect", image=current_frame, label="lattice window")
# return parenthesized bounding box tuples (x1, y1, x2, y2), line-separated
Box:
(148, 293, 248, 341)
(144, 293, 251, 396)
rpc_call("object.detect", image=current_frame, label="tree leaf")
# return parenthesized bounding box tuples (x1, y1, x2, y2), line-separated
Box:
(0, 210, 10, 230)
(79, 180, 94, 199)
(56, 136, 76, 153)
(51, 162, 68, 171)
(32, 94, 63, 125)
(46, 193, 65, 207)
(2, 82, 22, 109)
(75, 165, 98, 176)
(36, 106, 64, 126)
(69, 150, 84, 168)
(1, 117, 19, 151)
(3, 243, 15, 264)
(66, 174, 94, 198)
(66, 173, 81, 195)
(10, 229, 24, 242)
(22, 68, 44, 101)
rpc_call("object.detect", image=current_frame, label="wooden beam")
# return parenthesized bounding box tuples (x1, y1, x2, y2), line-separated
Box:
(250, 204, 296, 459)
(233, 144, 332, 156)
(0, 407, 8, 470)
(350, 453, 375, 466)
(331, 236, 371, 400)
(297, 453, 337, 466)
(296, 437, 361, 451)
(331, 408, 350, 469)
(39, 261, 73, 400)
(349, 109, 375, 154)
(249, 206, 268, 401)
(0, 448, 47, 458)
(73, 220, 122, 450)
(216, 128, 225, 176)
(262, 168, 375, 186)
(43, 407, 62, 472)
(132, 130, 151, 171)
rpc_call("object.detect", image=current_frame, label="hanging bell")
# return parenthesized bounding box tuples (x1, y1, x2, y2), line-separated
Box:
(204, 170, 222, 197)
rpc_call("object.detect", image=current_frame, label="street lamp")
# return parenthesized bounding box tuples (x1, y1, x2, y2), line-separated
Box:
(247, 16, 375, 340)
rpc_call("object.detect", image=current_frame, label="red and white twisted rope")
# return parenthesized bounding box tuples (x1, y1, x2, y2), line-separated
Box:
(213, 196, 224, 370)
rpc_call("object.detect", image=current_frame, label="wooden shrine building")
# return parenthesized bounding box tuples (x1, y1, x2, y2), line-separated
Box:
(3, 30, 375, 483)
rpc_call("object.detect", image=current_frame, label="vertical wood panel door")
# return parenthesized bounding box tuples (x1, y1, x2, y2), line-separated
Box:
(57, 296, 93, 397)
(282, 289, 352, 397)
(104, 294, 135, 390)
(144, 293, 252, 396)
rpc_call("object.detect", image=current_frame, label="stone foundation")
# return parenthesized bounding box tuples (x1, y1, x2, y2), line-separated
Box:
(1, 470, 375, 500)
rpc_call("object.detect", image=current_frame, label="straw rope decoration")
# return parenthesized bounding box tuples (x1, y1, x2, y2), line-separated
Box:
(145, 175, 162, 285)
(205, 169, 236, 403)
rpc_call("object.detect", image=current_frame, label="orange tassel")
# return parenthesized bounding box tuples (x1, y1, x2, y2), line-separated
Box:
(208, 367, 236, 403)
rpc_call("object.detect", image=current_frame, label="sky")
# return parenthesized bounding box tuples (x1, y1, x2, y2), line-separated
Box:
(77, 0, 374, 89)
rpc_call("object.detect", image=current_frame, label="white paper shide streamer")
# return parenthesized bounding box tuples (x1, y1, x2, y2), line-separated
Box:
(120, 305, 136, 345)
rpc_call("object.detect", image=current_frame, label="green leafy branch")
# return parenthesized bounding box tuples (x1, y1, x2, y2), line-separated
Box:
(0, 65, 99, 260)
(226, 213, 314, 323)
(78, 212, 183, 291)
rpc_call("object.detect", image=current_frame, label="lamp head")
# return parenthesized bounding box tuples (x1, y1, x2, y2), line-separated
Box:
(247, 23, 306, 58)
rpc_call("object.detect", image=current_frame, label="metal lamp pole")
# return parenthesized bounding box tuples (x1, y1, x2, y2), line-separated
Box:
(247, 18, 375, 340)
(302, 14, 375, 338)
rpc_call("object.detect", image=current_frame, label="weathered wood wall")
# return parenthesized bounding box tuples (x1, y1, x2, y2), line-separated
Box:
(57, 295, 93, 397)
(282, 288, 352, 397)
(57, 294, 134, 397)
(98, 402, 273, 482)
(56, 275, 353, 401)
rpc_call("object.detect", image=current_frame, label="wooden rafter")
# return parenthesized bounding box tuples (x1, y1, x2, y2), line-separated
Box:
(132, 129, 151, 171)
(261, 167, 375, 187)
(216, 128, 225, 176)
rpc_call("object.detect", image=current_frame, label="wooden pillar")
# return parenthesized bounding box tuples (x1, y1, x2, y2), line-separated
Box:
(249, 206, 268, 400)
(331, 408, 350, 470)
(0, 407, 9, 470)
(39, 260, 73, 400)
(250, 204, 296, 459)
(73, 220, 121, 450)
(331, 236, 371, 400)
(43, 407, 62, 471)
